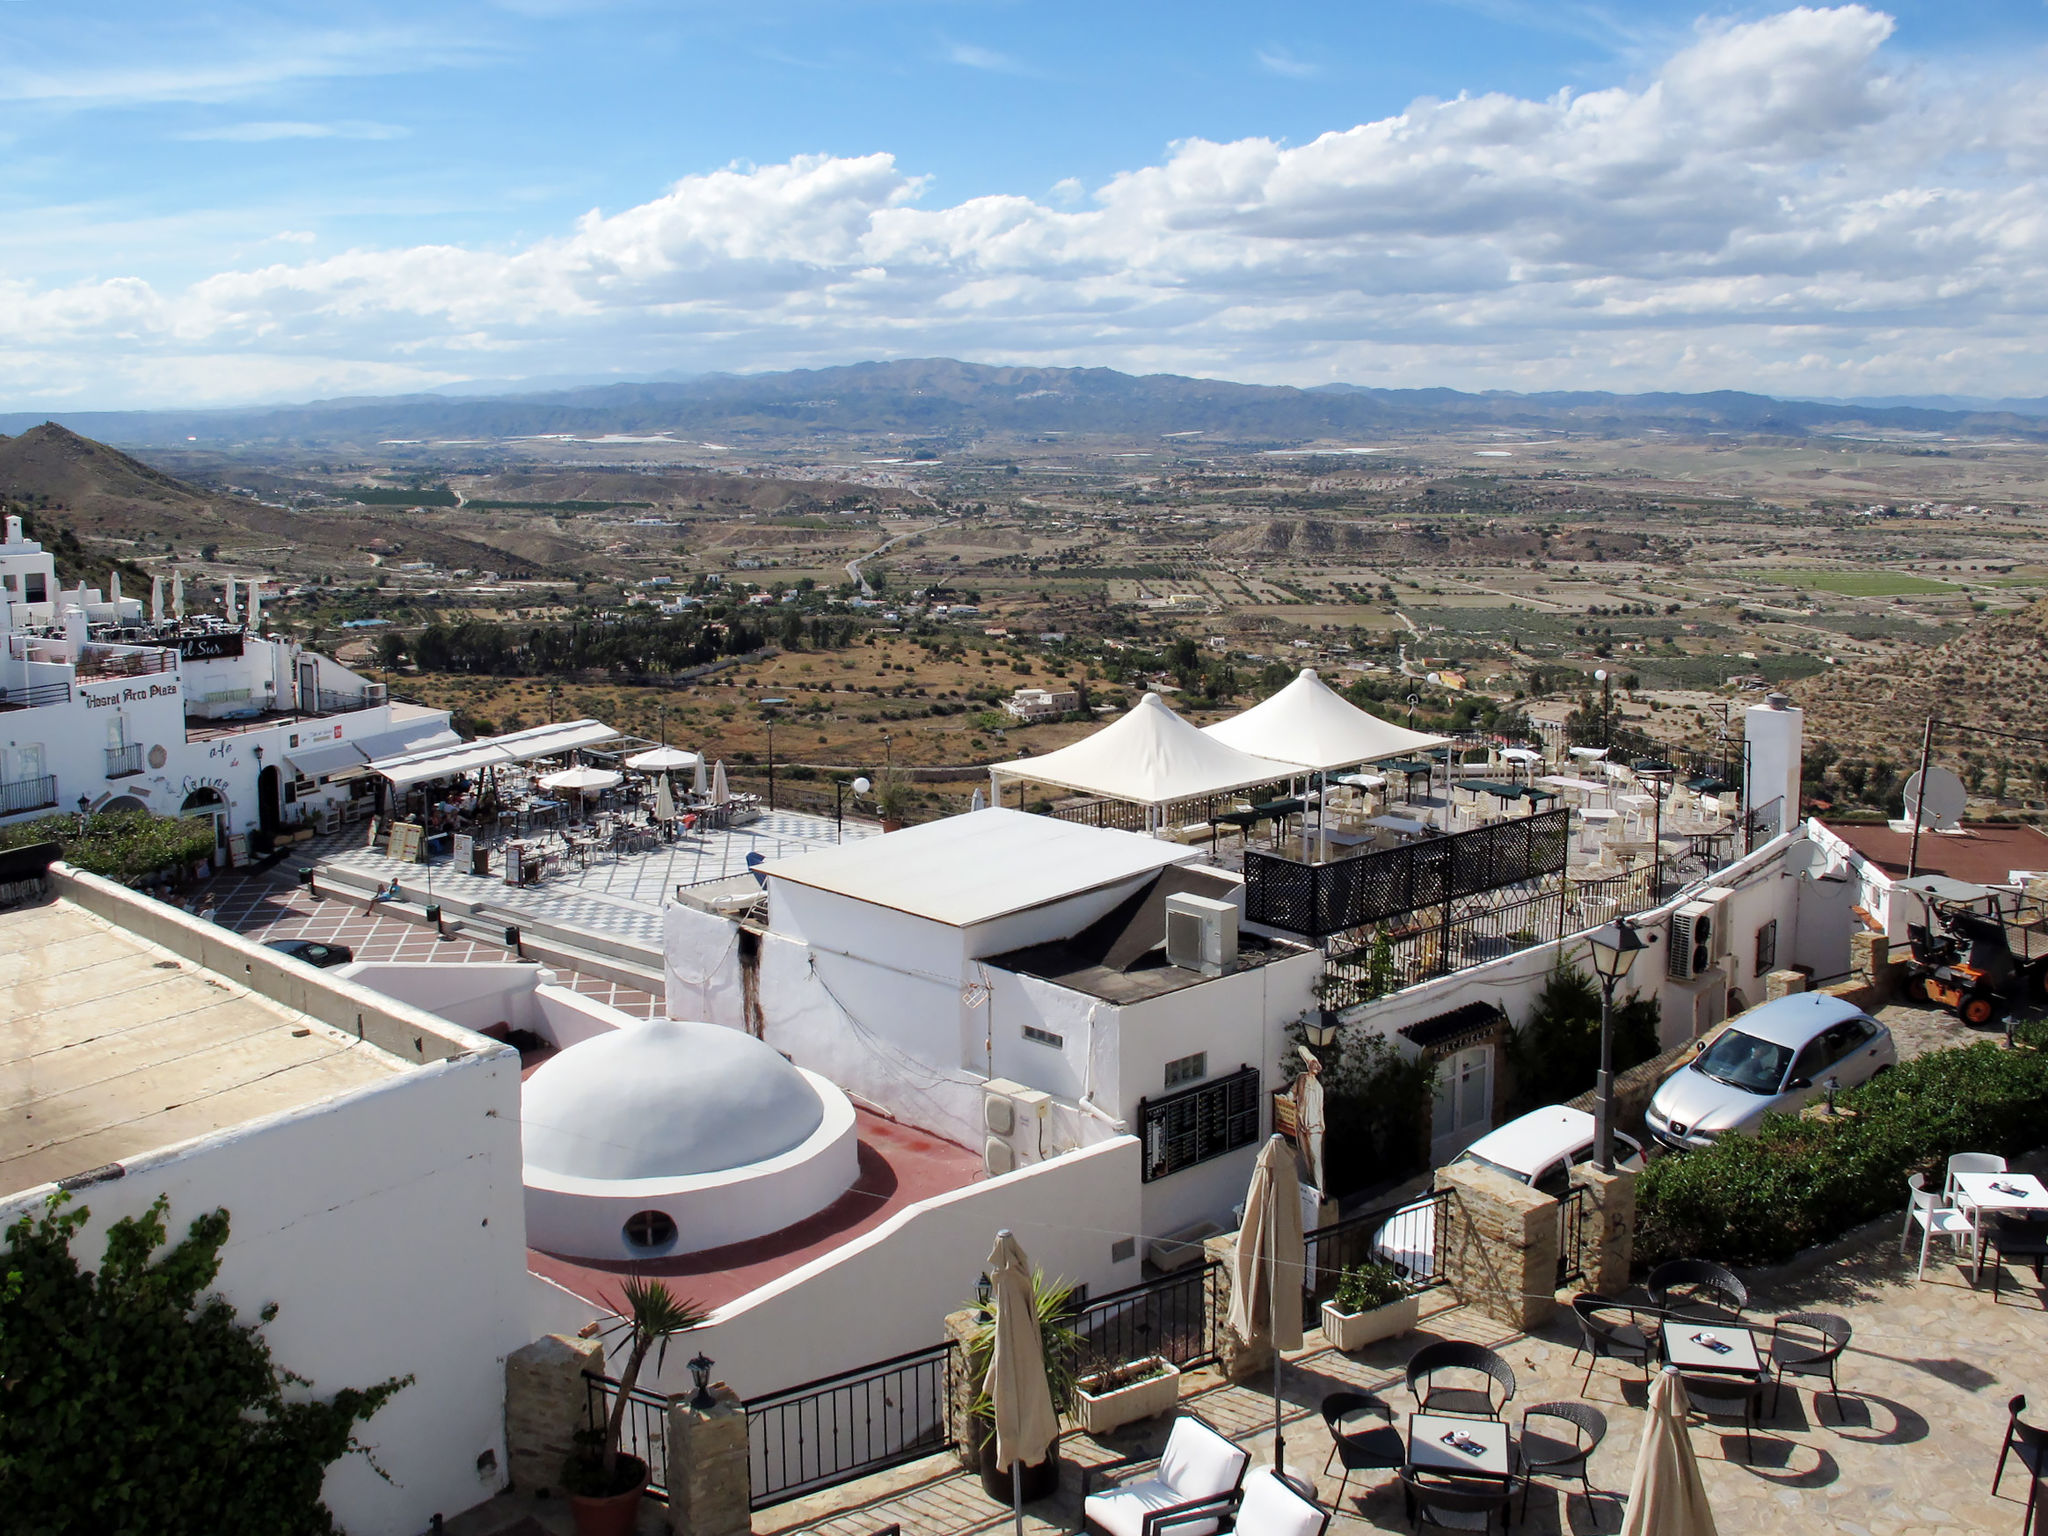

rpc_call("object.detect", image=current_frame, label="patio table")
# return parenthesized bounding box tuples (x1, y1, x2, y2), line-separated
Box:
(1952, 1172, 2048, 1281)
(1407, 1413, 1511, 1480)
(1660, 1320, 1761, 1376)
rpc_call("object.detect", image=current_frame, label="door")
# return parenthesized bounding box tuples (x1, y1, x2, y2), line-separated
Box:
(1430, 1045, 1494, 1159)
(257, 766, 283, 837)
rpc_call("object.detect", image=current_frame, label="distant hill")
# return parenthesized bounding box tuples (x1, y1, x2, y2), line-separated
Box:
(0, 421, 217, 532)
(5, 359, 2046, 451)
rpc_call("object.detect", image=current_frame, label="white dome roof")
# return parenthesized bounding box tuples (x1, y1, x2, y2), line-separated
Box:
(521, 1019, 826, 1181)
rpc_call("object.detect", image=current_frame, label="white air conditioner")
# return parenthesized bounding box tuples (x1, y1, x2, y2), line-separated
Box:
(362, 683, 388, 705)
(1696, 886, 1735, 959)
(981, 1078, 1052, 1177)
(1165, 892, 1238, 977)
(1668, 900, 1720, 981)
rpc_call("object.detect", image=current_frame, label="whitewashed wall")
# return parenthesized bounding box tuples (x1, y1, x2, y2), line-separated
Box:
(337, 961, 637, 1048)
(0, 1051, 530, 1536)
(656, 1137, 1145, 1402)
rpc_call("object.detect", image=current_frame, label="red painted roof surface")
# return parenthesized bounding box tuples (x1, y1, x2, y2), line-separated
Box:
(527, 1108, 984, 1312)
(1824, 820, 2048, 887)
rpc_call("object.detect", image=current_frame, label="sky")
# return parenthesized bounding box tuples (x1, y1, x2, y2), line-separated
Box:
(5, 1, 2048, 409)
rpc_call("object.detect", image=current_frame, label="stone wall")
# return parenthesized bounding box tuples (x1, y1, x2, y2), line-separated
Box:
(1568, 1164, 1637, 1299)
(1438, 1161, 1559, 1332)
(504, 1332, 604, 1497)
(667, 1385, 751, 1536)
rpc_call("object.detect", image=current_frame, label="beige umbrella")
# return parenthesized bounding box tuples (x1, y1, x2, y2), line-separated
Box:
(712, 760, 730, 804)
(1620, 1367, 1719, 1536)
(693, 755, 709, 797)
(1230, 1135, 1305, 1474)
(985, 1229, 1057, 1536)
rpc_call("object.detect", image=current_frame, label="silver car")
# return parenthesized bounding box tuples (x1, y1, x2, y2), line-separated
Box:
(1646, 993, 1896, 1151)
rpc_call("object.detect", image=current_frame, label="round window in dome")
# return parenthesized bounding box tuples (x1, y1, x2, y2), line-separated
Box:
(623, 1210, 678, 1252)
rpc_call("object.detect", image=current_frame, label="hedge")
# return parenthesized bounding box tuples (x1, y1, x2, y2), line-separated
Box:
(0, 808, 216, 885)
(1635, 1040, 2048, 1270)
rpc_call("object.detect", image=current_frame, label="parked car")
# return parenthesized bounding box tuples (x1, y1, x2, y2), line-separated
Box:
(264, 938, 354, 968)
(1369, 1106, 1644, 1279)
(1645, 992, 1895, 1151)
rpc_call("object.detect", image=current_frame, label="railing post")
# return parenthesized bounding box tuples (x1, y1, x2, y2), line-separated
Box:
(669, 1383, 750, 1536)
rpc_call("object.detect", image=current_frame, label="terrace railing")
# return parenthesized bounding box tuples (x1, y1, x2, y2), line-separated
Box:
(0, 775, 59, 817)
(0, 682, 71, 712)
(1069, 1261, 1224, 1380)
(104, 744, 144, 779)
(743, 1341, 957, 1509)
(581, 1371, 672, 1503)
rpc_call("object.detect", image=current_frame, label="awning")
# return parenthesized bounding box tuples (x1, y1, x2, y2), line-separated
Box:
(371, 718, 621, 792)
(1202, 667, 1449, 771)
(988, 692, 1297, 808)
(1398, 1001, 1506, 1053)
(283, 741, 370, 780)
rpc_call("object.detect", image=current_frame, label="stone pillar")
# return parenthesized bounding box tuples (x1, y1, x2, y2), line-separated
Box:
(1438, 1161, 1559, 1333)
(504, 1333, 605, 1497)
(1849, 930, 1893, 1001)
(667, 1385, 750, 1536)
(1765, 969, 1807, 1002)
(1569, 1164, 1637, 1300)
(1202, 1232, 1271, 1384)
(943, 1308, 985, 1470)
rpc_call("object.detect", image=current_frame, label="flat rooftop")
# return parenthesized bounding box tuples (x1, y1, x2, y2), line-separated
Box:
(1823, 820, 2048, 888)
(763, 807, 1195, 926)
(0, 898, 413, 1198)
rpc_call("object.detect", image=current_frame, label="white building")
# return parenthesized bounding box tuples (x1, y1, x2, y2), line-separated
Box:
(0, 516, 454, 859)
(1005, 685, 1081, 722)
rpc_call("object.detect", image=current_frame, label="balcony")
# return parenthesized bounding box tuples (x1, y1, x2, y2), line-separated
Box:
(76, 645, 177, 680)
(105, 743, 144, 779)
(0, 682, 71, 713)
(0, 774, 59, 817)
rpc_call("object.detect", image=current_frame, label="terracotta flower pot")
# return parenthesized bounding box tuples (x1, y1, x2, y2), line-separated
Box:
(568, 1454, 648, 1536)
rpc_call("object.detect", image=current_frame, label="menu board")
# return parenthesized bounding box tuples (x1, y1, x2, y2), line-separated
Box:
(388, 821, 425, 864)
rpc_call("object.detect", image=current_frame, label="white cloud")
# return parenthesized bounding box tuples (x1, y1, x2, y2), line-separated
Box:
(945, 42, 1028, 75)
(180, 120, 411, 142)
(1256, 46, 1320, 79)
(11, 5, 2048, 406)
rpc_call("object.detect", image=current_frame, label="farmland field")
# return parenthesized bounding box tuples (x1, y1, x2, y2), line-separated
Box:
(1760, 570, 1958, 595)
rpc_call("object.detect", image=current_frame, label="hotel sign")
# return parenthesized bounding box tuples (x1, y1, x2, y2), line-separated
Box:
(178, 633, 244, 660)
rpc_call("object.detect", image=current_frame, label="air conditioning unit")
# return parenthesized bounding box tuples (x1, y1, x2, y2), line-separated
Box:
(362, 683, 388, 705)
(982, 1078, 1052, 1177)
(1668, 900, 1720, 981)
(1696, 886, 1735, 959)
(1165, 892, 1239, 977)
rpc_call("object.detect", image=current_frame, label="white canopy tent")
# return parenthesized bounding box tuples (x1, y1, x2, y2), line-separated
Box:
(369, 718, 622, 793)
(624, 746, 701, 772)
(987, 691, 1297, 828)
(1202, 668, 1448, 773)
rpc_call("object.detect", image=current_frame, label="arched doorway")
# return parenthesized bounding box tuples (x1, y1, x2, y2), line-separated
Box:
(100, 795, 146, 816)
(181, 787, 228, 857)
(257, 766, 283, 839)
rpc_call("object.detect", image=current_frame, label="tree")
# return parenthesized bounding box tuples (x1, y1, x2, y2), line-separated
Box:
(372, 631, 407, 670)
(1, 1193, 409, 1535)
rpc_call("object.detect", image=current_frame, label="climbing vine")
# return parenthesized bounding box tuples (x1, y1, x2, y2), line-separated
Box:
(0, 1193, 411, 1536)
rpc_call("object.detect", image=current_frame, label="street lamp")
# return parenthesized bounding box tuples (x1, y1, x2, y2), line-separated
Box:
(760, 698, 787, 812)
(1634, 758, 1677, 899)
(1593, 669, 1610, 751)
(1586, 918, 1647, 1172)
(835, 775, 871, 842)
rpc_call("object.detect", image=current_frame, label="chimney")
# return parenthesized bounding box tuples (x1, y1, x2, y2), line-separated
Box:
(3, 514, 20, 545)
(63, 604, 89, 652)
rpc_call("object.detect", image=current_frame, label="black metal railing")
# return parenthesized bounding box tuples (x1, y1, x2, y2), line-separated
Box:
(583, 1371, 671, 1503)
(1557, 1184, 1590, 1286)
(1046, 789, 1265, 835)
(1069, 1261, 1224, 1380)
(1742, 796, 1785, 853)
(0, 682, 71, 712)
(104, 744, 143, 778)
(1321, 886, 1570, 1004)
(1245, 807, 1571, 939)
(0, 775, 58, 817)
(1303, 1187, 1453, 1312)
(744, 1341, 957, 1509)
(311, 688, 380, 716)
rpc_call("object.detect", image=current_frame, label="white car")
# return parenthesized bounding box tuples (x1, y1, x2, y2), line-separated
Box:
(1645, 993, 1896, 1151)
(1370, 1106, 1644, 1279)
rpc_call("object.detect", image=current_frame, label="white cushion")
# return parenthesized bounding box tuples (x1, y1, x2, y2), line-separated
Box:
(1085, 1479, 1223, 1536)
(1233, 1469, 1325, 1536)
(1158, 1417, 1248, 1500)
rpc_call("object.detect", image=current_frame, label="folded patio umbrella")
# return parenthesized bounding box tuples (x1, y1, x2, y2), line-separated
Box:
(1620, 1367, 1719, 1536)
(1230, 1135, 1304, 1473)
(985, 1230, 1057, 1536)
(1291, 1056, 1326, 1196)
(970, 787, 986, 812)
(654, 776, 675, 822)
(693, 756, 709, 797)
(712, 760, 730, 803)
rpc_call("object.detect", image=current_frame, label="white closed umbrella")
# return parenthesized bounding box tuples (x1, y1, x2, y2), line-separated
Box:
(654, 776, 676, 822)
(712, 760, 730, 803)
(538, 766, 623, 794)
(1230, 1135, 1304, 1474)
(693, 756, 709, 797)
(970, 786, 986, 812)
(626, 746, 701, 772)
(985, 1229, 1058, 1536)
(1621, 1367, 1719, 1536)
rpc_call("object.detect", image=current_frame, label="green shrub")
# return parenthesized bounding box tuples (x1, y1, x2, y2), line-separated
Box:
(1635, 1042, 2048, 1270)
(1331, 1261, 1407, 1314)
(1504, 954, 1662, 1116)
(0, 809, 216, 884)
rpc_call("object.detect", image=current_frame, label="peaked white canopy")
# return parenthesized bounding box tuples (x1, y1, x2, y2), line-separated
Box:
(989, 691, 1297, 807)
(1203, 668, 1448, 773)
(625, 746, 701, 772)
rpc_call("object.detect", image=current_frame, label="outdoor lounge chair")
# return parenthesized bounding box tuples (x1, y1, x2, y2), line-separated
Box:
(1081, 1414, 1249, 1536)
(1215, 1467, 1330, 1536)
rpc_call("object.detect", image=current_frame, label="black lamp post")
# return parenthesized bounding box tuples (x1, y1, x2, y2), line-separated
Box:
(1586, 918, 1646, 1172)
(1594, 668, 1611, 750)
(687, 1352, 716, 1410)
(975, 1271, 993, 1321)
(760, 698, 786, 811)
(1634, 758, 1677, 899)
(835, 775, 871, 842)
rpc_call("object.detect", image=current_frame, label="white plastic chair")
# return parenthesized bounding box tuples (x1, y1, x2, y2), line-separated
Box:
(1227, 1467, 1331, 1536)
(1945, 1152, 2007, 1197)
(1082, 1416, 1249, 1536)
(1902, 1171, 1978, 1279)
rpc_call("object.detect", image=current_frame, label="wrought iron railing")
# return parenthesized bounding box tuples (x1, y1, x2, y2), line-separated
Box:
(743, 1341, 957, 1509)
(1557, 1184, 1590, 1286)
(1045, 789, 1263, 834)
(1742, 796, 1785, 853)
(1245, 808, 1571, 939)
(0, 682, 70, 711)
(582, 1371, 671, 1503)
(1069, 1261, 1224, 1379)
(77, 645, 176, 678)
(1302, 1187, 1454, 1311)
(311, 688, 380, 716)
(0, 775, 59, 817)
(104, 744, 143, 778)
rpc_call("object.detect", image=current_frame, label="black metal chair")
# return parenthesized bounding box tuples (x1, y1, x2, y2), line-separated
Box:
(1399, 1467, 1521, 1533)
(1985, 1215, 2048, 1300)
(1406, 1341, 1517, 1419)
(1678, 1370, 1769, 1464)
(1993, 1394, 2048, 1533)
(1515, 1401, 1607, 1520)
(1647, 1258, 1748, 1323)
(1570, 1293, 1654, 1392)
(1319, 1391, 1405, 1505)
(1767, 1312, 1851, 1420)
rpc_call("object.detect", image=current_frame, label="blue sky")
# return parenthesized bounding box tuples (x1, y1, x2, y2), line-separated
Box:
(5, 2, 2048, 407)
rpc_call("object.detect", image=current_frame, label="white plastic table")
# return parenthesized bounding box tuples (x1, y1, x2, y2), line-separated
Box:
(1953, 1172, 2048, 1280)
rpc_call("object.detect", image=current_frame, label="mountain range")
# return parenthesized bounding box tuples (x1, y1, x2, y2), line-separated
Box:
(5, 359, 2046, 451)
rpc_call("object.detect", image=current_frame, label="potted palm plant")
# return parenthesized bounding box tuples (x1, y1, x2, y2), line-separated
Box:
(564, 1277, 709, 1536)
(963, 1269, 1080, 1502)
(1320, 1260, 1418, 1352)
(875, 771, 912, 832)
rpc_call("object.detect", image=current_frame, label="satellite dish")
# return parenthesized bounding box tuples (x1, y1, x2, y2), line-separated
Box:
(1902, 766, 1966, 833)
(1787, 840, 1846, 881)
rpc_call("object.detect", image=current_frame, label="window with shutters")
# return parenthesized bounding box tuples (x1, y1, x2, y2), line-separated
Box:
(1754, 919, 1779, 976)
(1138, 1064, 1261, 1182)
